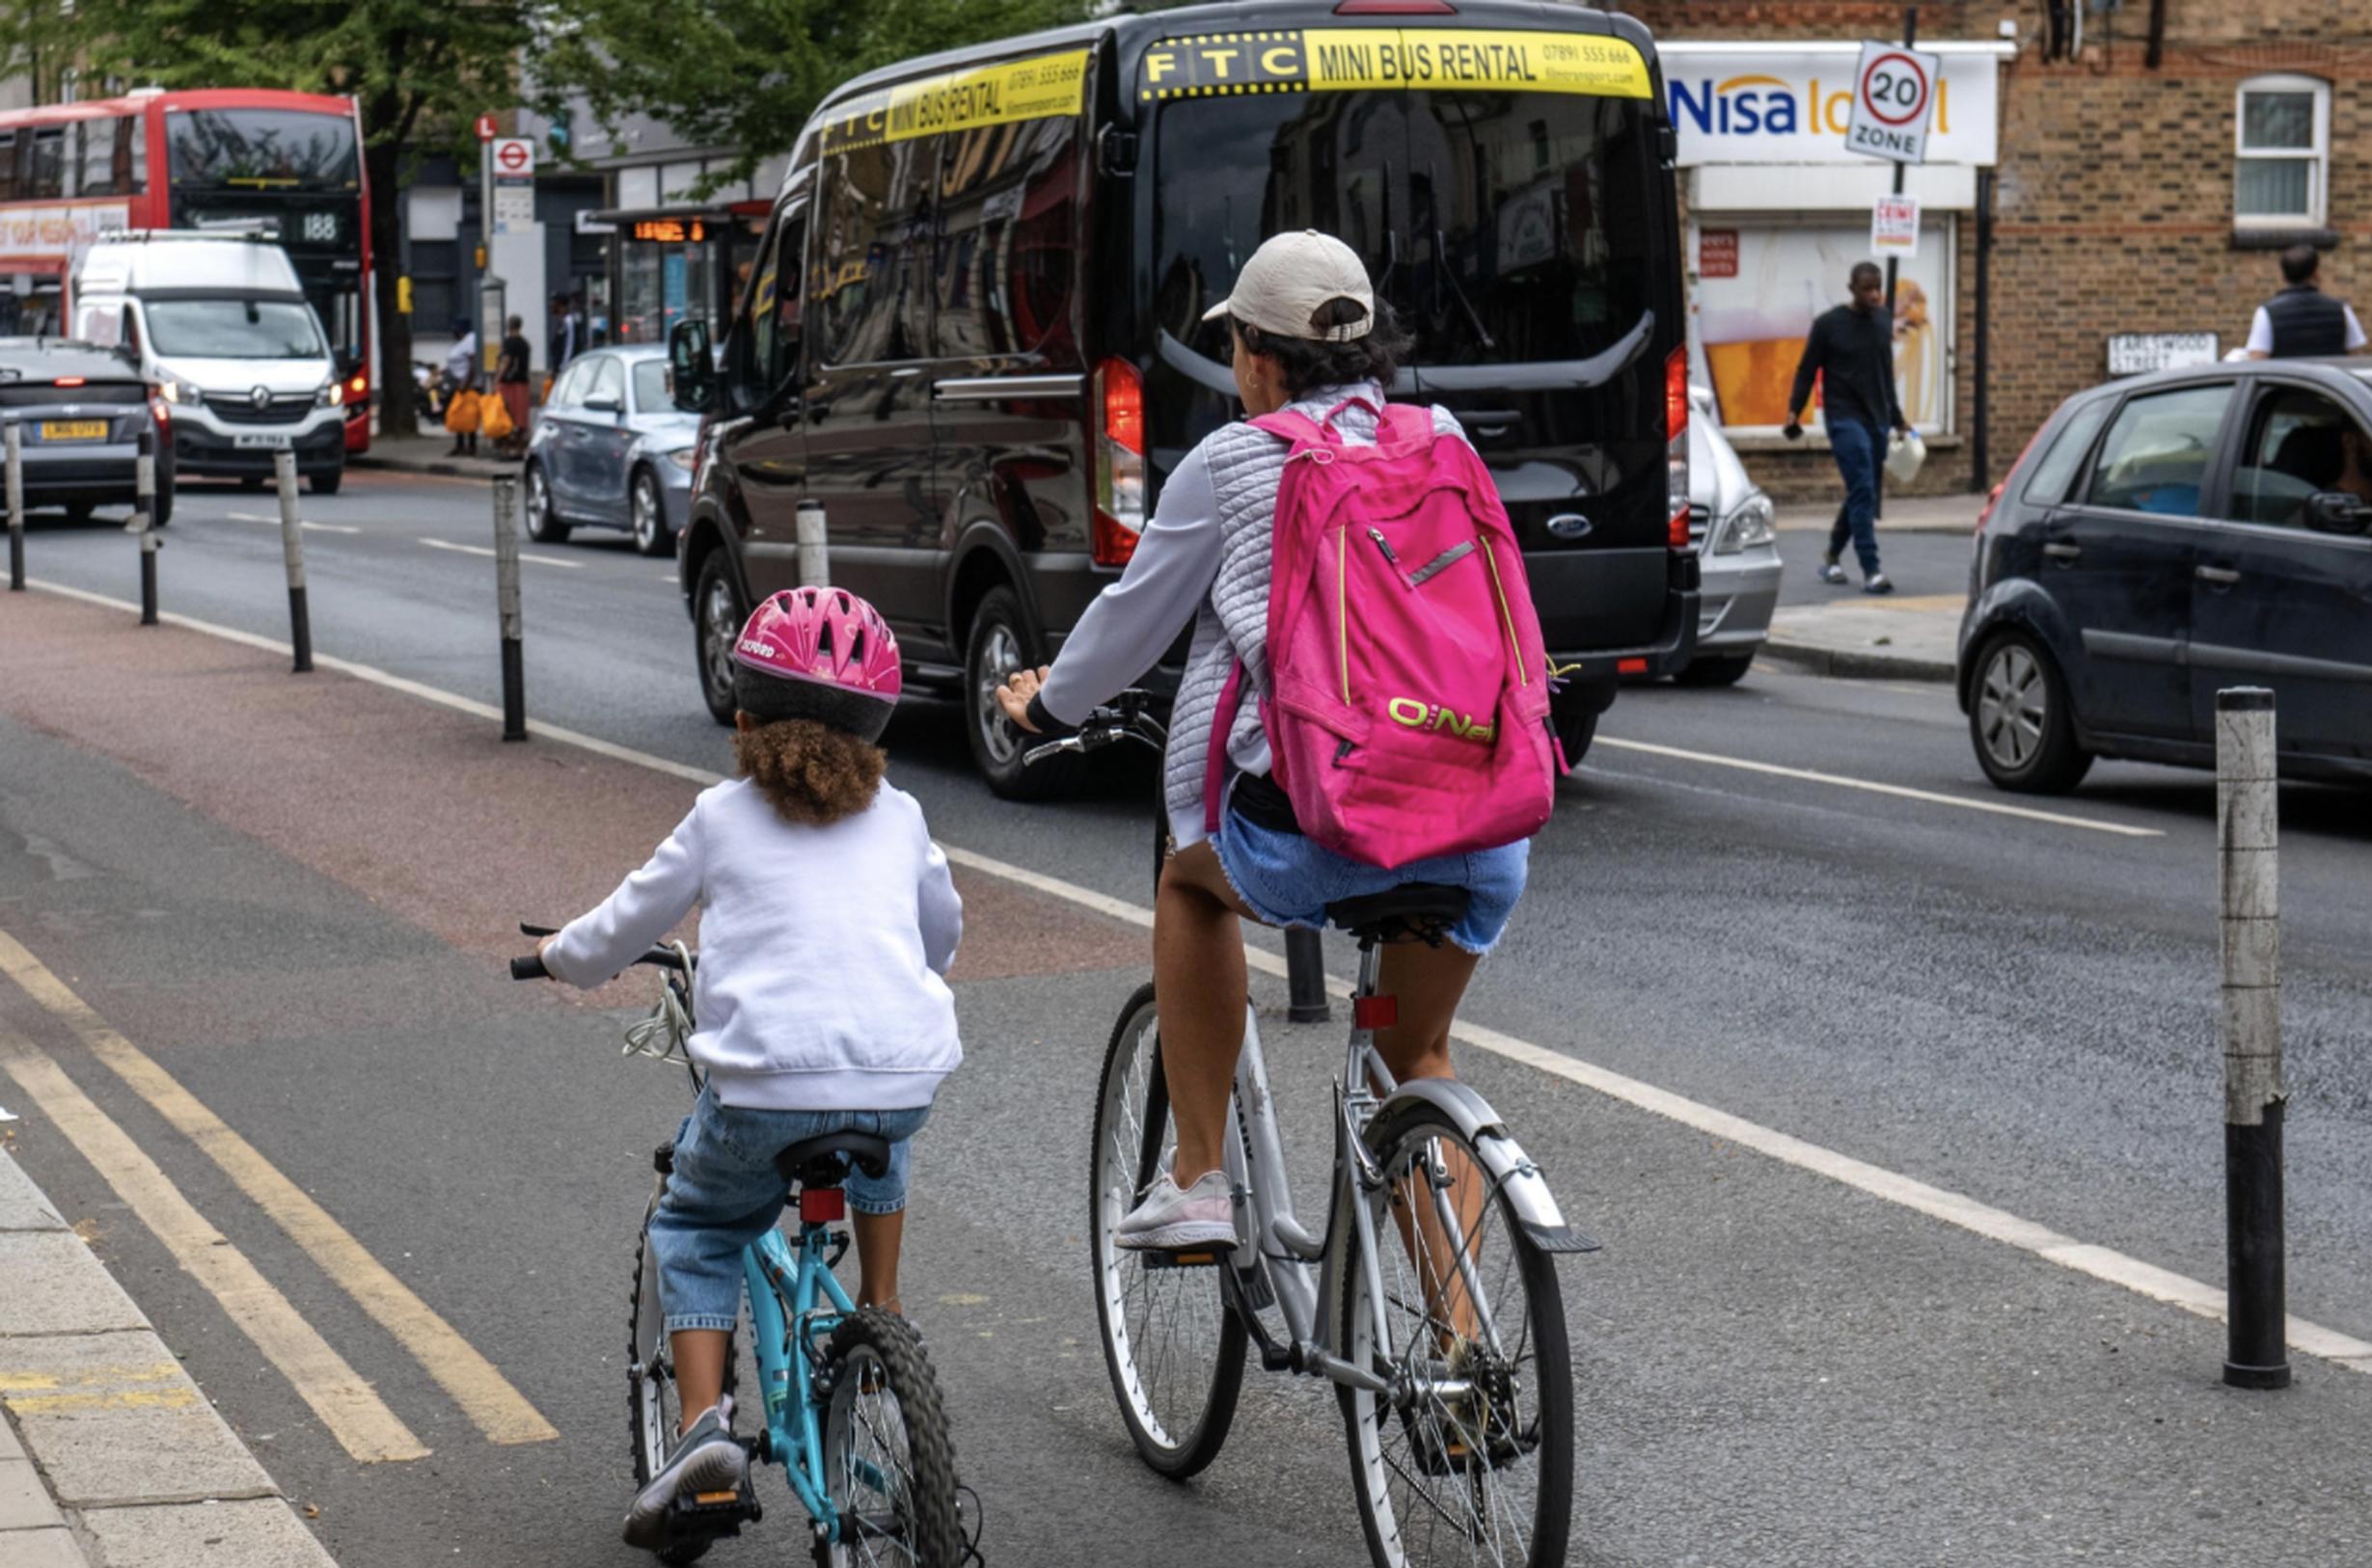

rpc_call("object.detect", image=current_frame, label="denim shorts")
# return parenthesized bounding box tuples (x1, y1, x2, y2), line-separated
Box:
(1213, 803, 1529, 957)
(651, 1086, 931, 1334)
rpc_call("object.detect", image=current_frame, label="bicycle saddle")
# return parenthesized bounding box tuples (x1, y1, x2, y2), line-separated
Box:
(1324, 883, 1472, 947)
(771, 1130, 893, 1189)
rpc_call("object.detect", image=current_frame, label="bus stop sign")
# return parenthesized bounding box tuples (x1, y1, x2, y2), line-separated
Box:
(476, 113, 499, 144)
(1844, 41, 1939, 165)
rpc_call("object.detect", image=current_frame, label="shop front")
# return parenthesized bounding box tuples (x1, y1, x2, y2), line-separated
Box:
(1663, 41, 2011, 497)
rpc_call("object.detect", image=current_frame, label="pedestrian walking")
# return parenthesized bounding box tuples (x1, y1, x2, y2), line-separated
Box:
(548, 292, 585, 372)
(1783, 261, 1908, 595)
(443, 317, 480, 458)
(495, 315, 534, 460)
(2244, 244, 2366, 360)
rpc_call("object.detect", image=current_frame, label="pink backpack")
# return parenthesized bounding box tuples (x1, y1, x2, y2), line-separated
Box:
(1204, 398, 1559, 869)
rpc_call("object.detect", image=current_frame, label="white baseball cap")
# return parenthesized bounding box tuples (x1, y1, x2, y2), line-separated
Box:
(1201, 230, 1376, 343)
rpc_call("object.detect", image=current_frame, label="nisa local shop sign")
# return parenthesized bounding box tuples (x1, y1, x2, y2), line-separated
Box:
(1658, 43, 2003, 167)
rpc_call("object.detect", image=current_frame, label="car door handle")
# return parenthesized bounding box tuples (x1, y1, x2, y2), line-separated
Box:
(2042, 541, 2082, 562)
(2196, 564, 2242, 585)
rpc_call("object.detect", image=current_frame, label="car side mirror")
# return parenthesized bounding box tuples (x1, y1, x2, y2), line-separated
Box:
(583, 394, 623, 415)
(2305, 491, 2372, 536)
(669, 319, 716, 416)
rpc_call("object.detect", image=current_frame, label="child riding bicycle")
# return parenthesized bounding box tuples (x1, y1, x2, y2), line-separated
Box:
(537, 586, 963, 1549)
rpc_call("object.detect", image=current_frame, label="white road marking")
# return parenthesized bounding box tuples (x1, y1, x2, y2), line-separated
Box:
(420, 538, 583, 569)
(27, 578, 2367, 1373)
(1595, 736, 2163, 838)
(222, 511, 362, 535)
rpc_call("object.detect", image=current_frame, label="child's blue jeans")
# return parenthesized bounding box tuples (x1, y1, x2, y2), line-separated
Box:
(652, 1085, 931, 1334)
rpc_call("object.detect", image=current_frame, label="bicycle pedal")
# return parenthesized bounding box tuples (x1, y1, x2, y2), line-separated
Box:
(669, 1476, 762, 1527)
(1141, 1248, 1224, 1269)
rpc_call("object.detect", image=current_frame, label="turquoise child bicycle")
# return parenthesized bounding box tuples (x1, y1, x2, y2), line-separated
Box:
(514, 925, 972, 1568)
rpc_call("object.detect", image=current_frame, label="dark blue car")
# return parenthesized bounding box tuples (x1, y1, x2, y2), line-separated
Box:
(1960, 361, 2372, 792)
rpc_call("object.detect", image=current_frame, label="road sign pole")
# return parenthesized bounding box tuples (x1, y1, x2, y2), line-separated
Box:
(2217, 687, 2289, 1391)
(1877, 7, 1918, 522)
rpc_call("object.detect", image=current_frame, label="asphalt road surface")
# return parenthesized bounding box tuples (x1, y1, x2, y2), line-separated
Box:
(3, 473, 2370, 1567)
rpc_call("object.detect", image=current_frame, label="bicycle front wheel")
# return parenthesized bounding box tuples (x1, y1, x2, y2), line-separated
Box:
(1088, 982, 1247, 1478)
(1339, 1098, 1574, 1568)
(816, 1308, 965, 1568)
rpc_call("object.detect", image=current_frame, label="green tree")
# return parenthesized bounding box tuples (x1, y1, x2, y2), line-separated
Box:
(532, 0, 1096, 196)
(5, 0, 534, 434)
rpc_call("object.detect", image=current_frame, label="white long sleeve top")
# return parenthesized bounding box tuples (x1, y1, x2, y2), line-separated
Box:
(545, 778, 963, 1111)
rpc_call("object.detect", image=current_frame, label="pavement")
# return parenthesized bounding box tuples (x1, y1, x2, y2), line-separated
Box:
(8, 475, 2372, 1565)
(1762, 499, 1974, 682)
(350, 431, 515, 483)
(0, 1148, 336, 1568)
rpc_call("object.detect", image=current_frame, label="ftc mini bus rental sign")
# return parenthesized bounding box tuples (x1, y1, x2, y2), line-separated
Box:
(1844, 40, 1939, 164)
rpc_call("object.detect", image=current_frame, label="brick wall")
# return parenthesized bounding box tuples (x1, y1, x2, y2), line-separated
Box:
(1627, 1, 2372, 498)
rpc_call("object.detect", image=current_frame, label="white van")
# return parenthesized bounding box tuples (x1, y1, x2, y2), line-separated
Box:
(71, 232, 347, 495)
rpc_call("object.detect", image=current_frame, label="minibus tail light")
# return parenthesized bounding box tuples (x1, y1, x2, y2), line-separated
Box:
(1665, 346, 1690, 551)
(1093, 358, 1144, 568)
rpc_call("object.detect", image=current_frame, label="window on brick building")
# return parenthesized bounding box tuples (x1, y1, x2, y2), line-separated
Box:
(2235, 75, 2329, 229)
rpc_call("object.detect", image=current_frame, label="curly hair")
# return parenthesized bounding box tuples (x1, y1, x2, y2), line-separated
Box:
(1233, 296, 1412, 399)
(733, 717, 886, 826)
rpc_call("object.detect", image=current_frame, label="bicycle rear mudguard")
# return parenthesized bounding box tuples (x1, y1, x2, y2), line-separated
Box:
(1363, 1078, 1601, 1256)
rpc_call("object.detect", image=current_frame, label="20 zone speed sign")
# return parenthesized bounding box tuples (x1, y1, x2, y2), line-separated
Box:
(1844, 41, 1939, 165)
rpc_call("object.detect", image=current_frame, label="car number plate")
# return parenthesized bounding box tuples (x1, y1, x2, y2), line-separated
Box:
(41, 420, 107, 441)
(233, 432, 293, 449)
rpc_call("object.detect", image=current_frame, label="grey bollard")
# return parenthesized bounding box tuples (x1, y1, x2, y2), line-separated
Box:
(796, 500, 830, 589)
(493, 474, 527, 741)
(6, 419, 22, 591)
(274, 449, 313, 672)
(2217, 686, 2287, 1391)
(134, 430, 158, 625)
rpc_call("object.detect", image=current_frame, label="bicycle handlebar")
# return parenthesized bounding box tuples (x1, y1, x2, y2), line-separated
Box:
(510, 921, 691, 980)
(1020, 689, 1165, 770)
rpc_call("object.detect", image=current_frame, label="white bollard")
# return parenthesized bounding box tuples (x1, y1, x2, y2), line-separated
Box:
(6, 419, 22, 591)
(796, 500, 830, 589)
(2216, 685, 2286, 1391)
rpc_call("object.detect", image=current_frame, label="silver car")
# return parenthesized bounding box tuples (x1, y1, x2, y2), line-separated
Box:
(521, 345, 700, 554)
(1679, 386, 1782, 685)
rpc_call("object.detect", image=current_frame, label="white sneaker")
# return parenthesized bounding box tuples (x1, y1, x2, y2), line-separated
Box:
(1114, 1169, 1235, 1252)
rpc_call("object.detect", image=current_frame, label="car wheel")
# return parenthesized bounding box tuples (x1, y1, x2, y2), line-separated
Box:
(241, 475, 267, 492)
(150, 484, 173, 527)
(1970, 630, 2092, 794)
(524, 462, 572, 545)
(1552, 704, 1597, 771)
(1675, 653, 1753, 688)
(965, 585, 1081, 799)
(630, 469, 673, 556)
(64, 500, 96, 527)
(309, 469, 342, 497)
(693, 554, 747, 726)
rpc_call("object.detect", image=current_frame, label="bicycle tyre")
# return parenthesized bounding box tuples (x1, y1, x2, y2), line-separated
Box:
(1088, 983, 1248, 1478)
(629, 1192, 739, 1490)
(1338, 1098, 1574, 1568)
(814, 1308, 966, 1568)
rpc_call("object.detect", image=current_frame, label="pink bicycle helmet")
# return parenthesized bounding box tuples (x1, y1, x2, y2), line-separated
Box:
(731, 586, 902, 743)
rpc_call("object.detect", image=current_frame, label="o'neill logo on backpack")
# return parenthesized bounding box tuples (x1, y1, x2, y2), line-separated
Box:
(1387, 697, 1494, 744)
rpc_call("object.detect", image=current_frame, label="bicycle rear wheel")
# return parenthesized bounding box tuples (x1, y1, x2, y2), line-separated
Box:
(1088, 982, 1247, 1477)
(1339, 1099, 1574, 1568)
(816, 1308, 965, 1568)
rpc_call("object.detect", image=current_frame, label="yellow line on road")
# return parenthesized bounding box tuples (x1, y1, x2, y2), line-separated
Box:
(1594, 737, 2164, 838)
(0, 929, 558, 1446)
(0, 1030, 428, 1462)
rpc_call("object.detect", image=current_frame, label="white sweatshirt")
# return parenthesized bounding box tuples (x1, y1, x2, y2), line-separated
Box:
(545, 778, 963, 1111)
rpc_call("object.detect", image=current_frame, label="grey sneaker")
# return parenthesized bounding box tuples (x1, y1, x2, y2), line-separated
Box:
(622, 1395, 748, 1548)
(1114, 1169, 1235, 1252)
(1816, 558, 1848, 585)
(1864, 572, 1895, 595)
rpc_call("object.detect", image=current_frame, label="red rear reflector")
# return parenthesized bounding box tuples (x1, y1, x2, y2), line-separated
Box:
(799, 1187, 845, 1224)
(1354, 994, 1399, 1031)
(1618, 657, 1649, 675)
(54, 377, 85, 389)
(1334, 0, 1457, 11)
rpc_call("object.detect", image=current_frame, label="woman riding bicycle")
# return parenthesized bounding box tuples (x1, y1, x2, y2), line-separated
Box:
(998, 230, 1530, 1253)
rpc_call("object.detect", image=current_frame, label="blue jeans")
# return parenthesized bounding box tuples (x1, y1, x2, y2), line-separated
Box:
(651, 1087, 931, 1334)
(1824, 419, 1884, 577)
(1213, 804, 1530, 957)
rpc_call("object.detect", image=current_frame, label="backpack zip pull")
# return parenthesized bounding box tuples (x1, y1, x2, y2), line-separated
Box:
(1366, 527, 1399, 565)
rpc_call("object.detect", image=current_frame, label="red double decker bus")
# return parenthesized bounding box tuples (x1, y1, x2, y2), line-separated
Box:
(0, 88, 374, 452)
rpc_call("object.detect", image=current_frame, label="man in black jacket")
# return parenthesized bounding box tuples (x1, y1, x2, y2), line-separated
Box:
(2244, 245, 2365, 360)
(1784, 261, 1909, 593)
